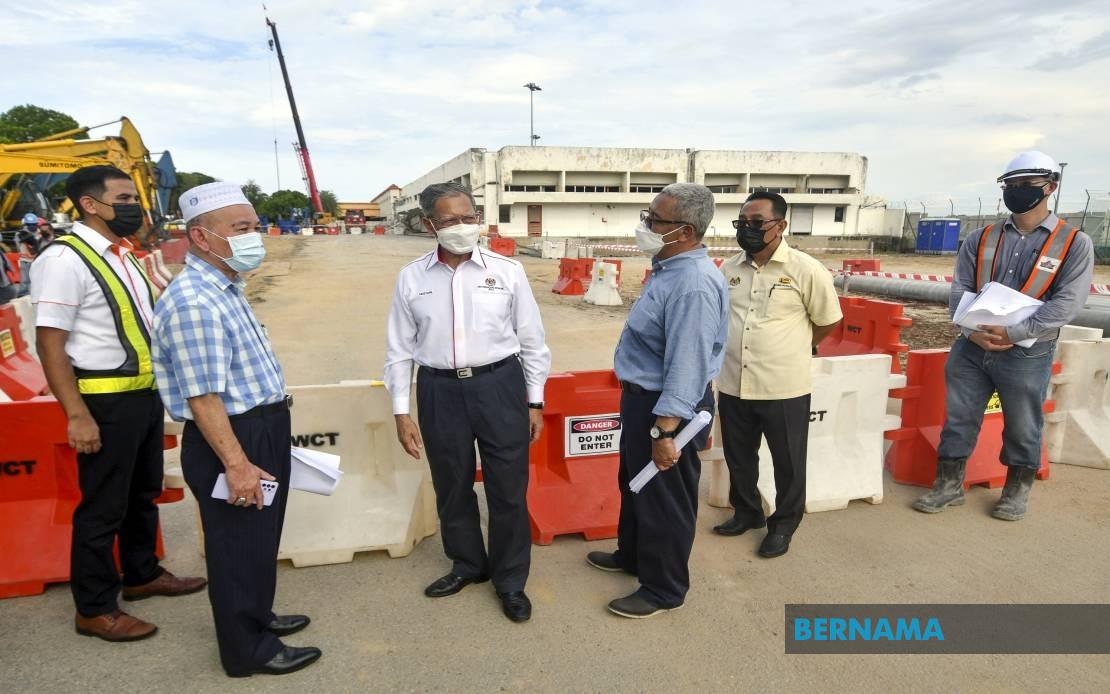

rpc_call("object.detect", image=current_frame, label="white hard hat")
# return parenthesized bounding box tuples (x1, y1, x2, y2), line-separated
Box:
(997, 150, 1060, 182)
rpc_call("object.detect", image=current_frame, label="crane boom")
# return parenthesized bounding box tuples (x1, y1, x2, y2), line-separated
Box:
(265, 15, 323, 215)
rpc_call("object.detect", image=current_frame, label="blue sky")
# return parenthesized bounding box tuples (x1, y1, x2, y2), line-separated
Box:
(3, 0, 1108, 213)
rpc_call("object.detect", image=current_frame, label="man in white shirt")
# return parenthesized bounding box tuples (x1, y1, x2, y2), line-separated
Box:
(31, 165, 205, 643)
(385, 182, 551, 623)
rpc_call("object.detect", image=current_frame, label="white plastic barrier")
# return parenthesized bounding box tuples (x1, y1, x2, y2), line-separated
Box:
(1058, 324, 1104, 341)
(276, 381, 437, 566)
(9, 295, 36, 359)
(707, 354, 904, 514)
(1044, 338, 1110, 469)
(583, 261, 623, 307)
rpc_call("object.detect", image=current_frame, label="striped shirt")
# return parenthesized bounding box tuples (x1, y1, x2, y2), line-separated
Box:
(152, 254, 286, 421)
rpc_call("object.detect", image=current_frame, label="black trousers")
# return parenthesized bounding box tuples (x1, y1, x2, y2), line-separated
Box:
(416, 358, 531, 593)
(182, 407, 290, 677)
(613, 385, 713, 607)
(71, 389, 164, 617)
(719, 392, 810, 536)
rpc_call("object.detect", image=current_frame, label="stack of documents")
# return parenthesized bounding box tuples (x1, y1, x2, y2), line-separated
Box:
(291, 447, 344, 496)
(953, 282, 1042, 348)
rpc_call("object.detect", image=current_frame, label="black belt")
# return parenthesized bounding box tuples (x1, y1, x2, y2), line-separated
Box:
(422, 356, 515, 380)
(620, 381, 659, 395)
(229, 394, 293, 420)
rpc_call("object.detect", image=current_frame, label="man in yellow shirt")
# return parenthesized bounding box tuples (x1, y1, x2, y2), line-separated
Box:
(714, 192, 842, 558)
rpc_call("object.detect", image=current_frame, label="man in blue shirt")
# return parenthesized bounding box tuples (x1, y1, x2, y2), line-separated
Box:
(152, 182, 321, 678)
(913, 151, 1094, 521)
(585, 183, 728, 618)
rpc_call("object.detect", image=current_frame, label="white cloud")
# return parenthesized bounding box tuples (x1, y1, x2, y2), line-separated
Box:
(2, 0, 1108, 213)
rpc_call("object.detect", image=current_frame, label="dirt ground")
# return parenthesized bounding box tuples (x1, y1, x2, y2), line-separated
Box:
(1, 235, 1108, 693)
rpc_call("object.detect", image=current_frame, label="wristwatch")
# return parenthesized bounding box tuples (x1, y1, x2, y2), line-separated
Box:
(650, 426, 678, 440)
(528, 402, 544, 410)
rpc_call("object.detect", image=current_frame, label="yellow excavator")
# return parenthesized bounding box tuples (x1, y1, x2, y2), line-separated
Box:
(0, 118, 170, 246)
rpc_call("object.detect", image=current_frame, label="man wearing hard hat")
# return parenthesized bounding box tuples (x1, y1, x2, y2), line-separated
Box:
(914, 151, 1094, 520)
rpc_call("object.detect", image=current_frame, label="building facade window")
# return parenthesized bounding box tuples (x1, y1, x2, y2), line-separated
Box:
(629, 184, 666, 193)
(499, 205, 511, 224)
(749, 186, 795, 194)
(834, 206, 846, 223)
(565, 185, 621, 193)
(706, 185, 738, 194)
(504, 184, 556, 192)
(807, 188, 845, 194)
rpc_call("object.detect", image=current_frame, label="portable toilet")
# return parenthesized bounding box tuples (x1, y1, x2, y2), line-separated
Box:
(940, 219, 960, 253)
(915, 219, 931, 253)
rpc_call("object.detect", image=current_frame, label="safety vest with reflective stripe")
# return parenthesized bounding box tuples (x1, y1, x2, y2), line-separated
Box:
(52, 234, 159, 394)
(975, 219, 1079, 300)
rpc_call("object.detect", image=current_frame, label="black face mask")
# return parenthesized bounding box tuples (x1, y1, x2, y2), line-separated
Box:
(735, 222, 771, 254)
(93, 199, 145, 237)
(1002, 185, 1048, 214)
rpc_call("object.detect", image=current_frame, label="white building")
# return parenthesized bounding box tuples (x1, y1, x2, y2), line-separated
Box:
(394, 146, 890, 238)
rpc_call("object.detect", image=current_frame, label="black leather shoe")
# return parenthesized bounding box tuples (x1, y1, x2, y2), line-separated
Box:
(229, 646, 322, 678)
(713, 516, 766, 536)
(267, 614, 310, 637)
(586, 551, 628, 573)
(607, 592, 683, 619)
(758, 533, 791, 558)
(499, 591, 532, 622)
(424, 573, 489, 598)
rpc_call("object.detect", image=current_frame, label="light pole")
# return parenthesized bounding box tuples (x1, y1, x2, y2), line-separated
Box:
(1054, 162, 1068, 214)
(523, 82, 541, 146)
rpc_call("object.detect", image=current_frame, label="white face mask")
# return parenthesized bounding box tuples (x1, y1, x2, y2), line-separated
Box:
(436, 223, 481, 255)
(634, 221, 686, 255)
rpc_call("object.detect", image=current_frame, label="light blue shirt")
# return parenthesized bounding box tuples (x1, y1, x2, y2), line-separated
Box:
(152, 254, 286, 421)
(614, 246, 729, 419)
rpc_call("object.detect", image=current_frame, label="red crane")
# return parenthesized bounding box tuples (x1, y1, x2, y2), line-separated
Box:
(265, 13, 323, 215)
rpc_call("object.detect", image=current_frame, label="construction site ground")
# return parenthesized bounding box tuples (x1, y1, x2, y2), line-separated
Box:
(2, 235, 1108, 693)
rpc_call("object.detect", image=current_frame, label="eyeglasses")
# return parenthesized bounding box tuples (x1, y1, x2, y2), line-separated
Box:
(732, 218, 783, 230)
(428, 213, 483, 228)
(999, 181, 1051, 191)
(640, 210, 689, 228)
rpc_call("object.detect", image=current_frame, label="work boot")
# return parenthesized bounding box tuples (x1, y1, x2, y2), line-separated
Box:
(912, 457, 967, 513)
(991, 466, 1036, 521)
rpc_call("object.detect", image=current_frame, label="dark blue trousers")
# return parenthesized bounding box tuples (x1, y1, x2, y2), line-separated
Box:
(182, 407, 290, 677)
(612, 385, 712, 607)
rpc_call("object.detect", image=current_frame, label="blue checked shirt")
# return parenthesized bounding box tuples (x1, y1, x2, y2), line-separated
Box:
(152, 254, 286, 421)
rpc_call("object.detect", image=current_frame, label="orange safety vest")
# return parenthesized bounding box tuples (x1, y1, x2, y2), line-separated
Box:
(975, 219, 1079, 299)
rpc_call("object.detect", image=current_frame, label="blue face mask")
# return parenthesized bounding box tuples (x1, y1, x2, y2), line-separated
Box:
(202, 228, 266, 272)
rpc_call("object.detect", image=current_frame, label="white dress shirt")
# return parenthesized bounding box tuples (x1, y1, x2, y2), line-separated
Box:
(29, 222, 155, 371)
(385, 247, 552, 415)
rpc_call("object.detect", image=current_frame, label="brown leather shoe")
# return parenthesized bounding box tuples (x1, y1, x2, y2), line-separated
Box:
(122, 570, 207, 601)
(75, 610, 158, 642)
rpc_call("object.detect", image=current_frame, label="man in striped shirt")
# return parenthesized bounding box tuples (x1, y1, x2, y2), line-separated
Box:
(152, 182, 320, 678)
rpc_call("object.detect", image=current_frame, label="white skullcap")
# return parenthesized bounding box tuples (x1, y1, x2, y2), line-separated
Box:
(179, 181, 252, 224)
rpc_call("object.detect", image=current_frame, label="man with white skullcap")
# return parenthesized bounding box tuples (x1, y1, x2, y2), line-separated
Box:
(914, 151, 1094, 521)
(152, 181, 321, 677)
(31, 165, 207, 643)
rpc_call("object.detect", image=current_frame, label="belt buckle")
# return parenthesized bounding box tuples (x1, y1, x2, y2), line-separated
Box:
(284, 394, 294, 409)
(456, 367, 473, 379)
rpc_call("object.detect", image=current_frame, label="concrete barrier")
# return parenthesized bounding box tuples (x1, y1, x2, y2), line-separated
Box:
(1044, 338, 1110, 469)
